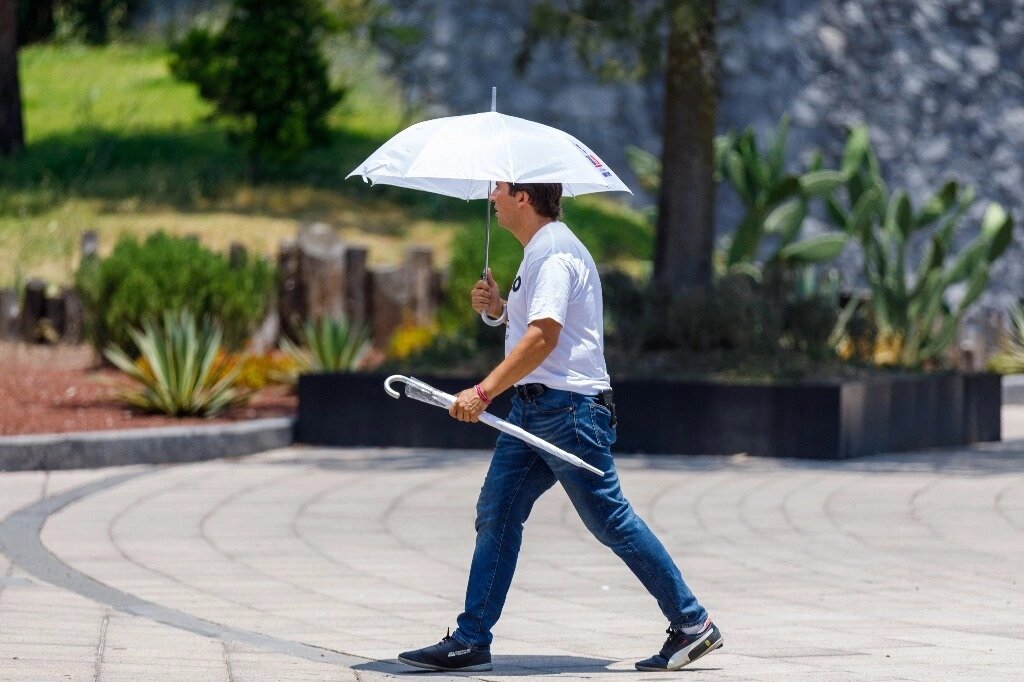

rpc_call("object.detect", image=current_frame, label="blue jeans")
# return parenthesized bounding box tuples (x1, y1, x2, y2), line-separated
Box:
(454, 387, 708, 648)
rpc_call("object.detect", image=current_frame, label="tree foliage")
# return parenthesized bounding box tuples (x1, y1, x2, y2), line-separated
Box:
(169, 0, 344, 176)
(517, 1, 668, 81)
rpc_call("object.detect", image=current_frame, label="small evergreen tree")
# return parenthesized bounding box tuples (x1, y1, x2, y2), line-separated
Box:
(170, 0, 343, 177)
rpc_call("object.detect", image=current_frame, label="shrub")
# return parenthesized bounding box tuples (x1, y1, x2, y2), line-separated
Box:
(104, 310, 250, 417)
(603, 269, 838, 359)
(75, 232, 275, 355)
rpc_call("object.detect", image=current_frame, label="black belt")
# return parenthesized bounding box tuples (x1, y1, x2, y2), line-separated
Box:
(515, 383, 615, 411)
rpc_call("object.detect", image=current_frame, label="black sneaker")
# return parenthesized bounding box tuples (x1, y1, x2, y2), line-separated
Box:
(635, 620, 723, 671)
(397, 629, 492, 672)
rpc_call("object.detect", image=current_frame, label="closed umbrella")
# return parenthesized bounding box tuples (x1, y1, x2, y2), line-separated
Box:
(384, 375, 604, 476)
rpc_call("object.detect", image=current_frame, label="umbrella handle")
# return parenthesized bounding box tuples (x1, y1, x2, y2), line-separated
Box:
(384, 375, 407, 399)
(480, 308, 506, 326)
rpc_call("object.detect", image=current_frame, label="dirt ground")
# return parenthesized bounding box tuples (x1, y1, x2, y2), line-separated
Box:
(0, 342, 296, 436)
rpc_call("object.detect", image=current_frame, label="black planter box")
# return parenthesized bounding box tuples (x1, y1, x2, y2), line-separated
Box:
(296, 372, 1001, 459)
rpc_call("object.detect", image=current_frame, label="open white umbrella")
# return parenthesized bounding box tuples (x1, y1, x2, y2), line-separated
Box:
(347, 110, 632, 200)
(347, 89, 632, 298)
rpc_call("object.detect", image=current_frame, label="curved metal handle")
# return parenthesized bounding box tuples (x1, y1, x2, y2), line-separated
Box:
(384, 375, 410, 399)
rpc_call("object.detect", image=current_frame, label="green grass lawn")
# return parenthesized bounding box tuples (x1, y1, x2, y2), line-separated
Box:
(0, 42, 651, 288)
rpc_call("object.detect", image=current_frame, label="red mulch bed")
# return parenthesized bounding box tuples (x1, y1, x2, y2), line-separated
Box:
(0, 342, 296, 436)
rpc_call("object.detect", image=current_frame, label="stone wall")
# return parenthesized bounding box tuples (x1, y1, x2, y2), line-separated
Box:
(716, 0, 1024, 306)
(383, 0, 1024, 304)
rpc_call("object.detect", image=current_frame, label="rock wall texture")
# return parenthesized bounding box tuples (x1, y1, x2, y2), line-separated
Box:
(715, 0, 1024, 304)
(382, 0, 1024, 303)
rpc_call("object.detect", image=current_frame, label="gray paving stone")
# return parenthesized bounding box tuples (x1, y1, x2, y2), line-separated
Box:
(1, 433, 1023, 679)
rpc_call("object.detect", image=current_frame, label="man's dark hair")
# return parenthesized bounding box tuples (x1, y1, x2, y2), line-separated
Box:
(508, 182, 562, 219)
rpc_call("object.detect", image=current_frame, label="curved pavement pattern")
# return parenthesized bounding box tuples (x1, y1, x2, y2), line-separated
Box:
(0, 444, 1022, 681)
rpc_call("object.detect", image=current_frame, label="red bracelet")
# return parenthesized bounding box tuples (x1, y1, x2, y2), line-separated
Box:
(474, 384, 492, 405)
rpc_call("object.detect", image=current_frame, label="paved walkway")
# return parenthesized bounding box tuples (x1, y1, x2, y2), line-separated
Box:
(1, 438, 1023, 681)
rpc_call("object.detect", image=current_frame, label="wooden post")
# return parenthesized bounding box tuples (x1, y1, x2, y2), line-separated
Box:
(405, 247, 435, 326)
(343, 246, 368, 327)
(229, 242, 248, 269)
(368, 265, 409, 347)
(298, 223, 345, 322)
(0, 287, 18, 341)
(19, 279, 46, 342)
(43, 292, 65, 342)
(60, 286, 84, 344)
(80, 229, 99, 261)
(277, 238, 305, 343)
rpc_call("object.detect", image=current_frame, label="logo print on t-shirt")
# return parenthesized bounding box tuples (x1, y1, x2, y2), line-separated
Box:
(512, 276, 522, 292)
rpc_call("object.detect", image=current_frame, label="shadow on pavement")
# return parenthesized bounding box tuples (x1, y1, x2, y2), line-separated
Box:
(353, 655, 722, 675)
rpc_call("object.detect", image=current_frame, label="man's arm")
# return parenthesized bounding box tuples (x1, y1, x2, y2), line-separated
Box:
(448, 318, 561, 422)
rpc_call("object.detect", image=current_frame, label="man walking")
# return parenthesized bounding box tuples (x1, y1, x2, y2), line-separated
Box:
(397, 181, 722, 673)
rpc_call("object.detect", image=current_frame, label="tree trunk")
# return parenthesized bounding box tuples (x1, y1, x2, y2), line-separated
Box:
(0, 0, 25, 156)
(654, 0, 717, 289)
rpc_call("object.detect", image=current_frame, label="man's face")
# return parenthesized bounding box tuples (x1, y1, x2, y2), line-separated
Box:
(490, 181, 518, 229)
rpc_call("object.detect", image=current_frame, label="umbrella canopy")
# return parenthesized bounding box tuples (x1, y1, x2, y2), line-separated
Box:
(347, 111, 632, 199)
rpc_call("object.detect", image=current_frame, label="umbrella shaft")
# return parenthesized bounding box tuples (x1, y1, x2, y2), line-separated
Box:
(482, 182, 492, 279)
(483, 85, 497, 279)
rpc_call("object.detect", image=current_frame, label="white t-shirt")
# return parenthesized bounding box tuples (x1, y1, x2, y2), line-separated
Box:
(505, 221, 611, 395)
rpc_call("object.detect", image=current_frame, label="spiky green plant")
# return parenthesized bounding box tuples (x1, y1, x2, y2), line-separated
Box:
(104, 310, 249, 417)
(280, 316, 371, 376)
(988, 305, 1024, 374)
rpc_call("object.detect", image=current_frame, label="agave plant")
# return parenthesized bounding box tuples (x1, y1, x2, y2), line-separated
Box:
(988, 305, 1024, 374)
(104, 310, 250, 417)
(280, 316, 371, 378)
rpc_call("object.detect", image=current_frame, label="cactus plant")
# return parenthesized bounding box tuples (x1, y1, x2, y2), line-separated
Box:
(828, 126, 1015, 367)
(714, 116, 848, 274)
(627, 117, 850, 278)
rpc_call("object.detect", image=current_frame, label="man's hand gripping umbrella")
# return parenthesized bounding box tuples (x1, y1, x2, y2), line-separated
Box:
(383, 375, 604, 476)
